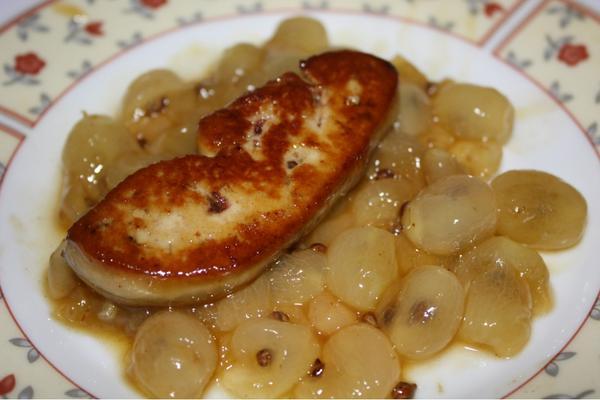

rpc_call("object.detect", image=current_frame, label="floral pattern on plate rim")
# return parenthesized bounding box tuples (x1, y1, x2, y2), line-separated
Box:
(0, 0, 524, 127)
(0, 0, 598, 398)
(495, 0, 600, 149)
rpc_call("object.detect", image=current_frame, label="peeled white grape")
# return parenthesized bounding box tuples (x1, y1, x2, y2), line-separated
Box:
(142, 116, 200, 158)
(449, 140, 502, 179)
(304, 212, 355, 247)
(395, 83, 432, 137)
(433, 83, 514, 144)
(47, 241, 77, 299)
(376, 265, 465, 359)
(60, 114, 137, 224)
(368, 131, 425, 191)
(454, 236, 551, 314)
(265, 17, 329, 56)
(268, 249, 327, 306)
(419, 124, 455, 150)
(59, 182, 90, 228)
(394, 234, 453, 277)
(215, 43, 264, 84)
(458, 265, 532, 357)
(207, 43, 271, 106)
(294, 324, 401, 398)
(308, 291, 357, 335)
(428, 79, 455, 98)
(402, 175, 497, 255)
(104, 150, 165, 190)
(129, 311, 217, 398)
(492, 170, 587, 249)
(327, 227, 398, 311)
(121, 69, 183, 122)
(391, 54, 428, 90)
(270, 304, 309, 325)
(213, 274, 272, 332)
(262, 17, 327, 80)
(350, 178, 415, 229)
(220, 319, 319, 398)
(422, 147, 464, 184)
(127, 79, 213, 158)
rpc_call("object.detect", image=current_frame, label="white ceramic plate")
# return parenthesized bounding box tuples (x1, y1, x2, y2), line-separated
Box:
(0, 1, 598, 398)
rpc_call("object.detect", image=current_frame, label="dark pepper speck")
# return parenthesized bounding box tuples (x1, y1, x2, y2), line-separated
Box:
(256, 348, 273, 367)
(208, 191, 229, 213)
(391, 382, 417, 399)
(310, 358, 325, 377)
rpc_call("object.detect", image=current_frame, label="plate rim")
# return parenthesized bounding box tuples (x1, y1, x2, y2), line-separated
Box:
(0, 1, 598, 398)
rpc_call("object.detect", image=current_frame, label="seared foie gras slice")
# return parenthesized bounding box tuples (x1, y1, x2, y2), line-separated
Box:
(63, 50, 398, 306)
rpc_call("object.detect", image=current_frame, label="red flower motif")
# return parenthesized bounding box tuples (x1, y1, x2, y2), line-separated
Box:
(0, 374, 16, 396)
(84, 21, 103, 36)
(14, 52, 46, 75)
(484, 2, 504, 17)
(558, 43, 589, 66)
(140, 0, 167, 9)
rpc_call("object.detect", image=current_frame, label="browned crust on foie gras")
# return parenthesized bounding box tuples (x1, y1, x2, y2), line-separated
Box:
(63, 50, 399, 306)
